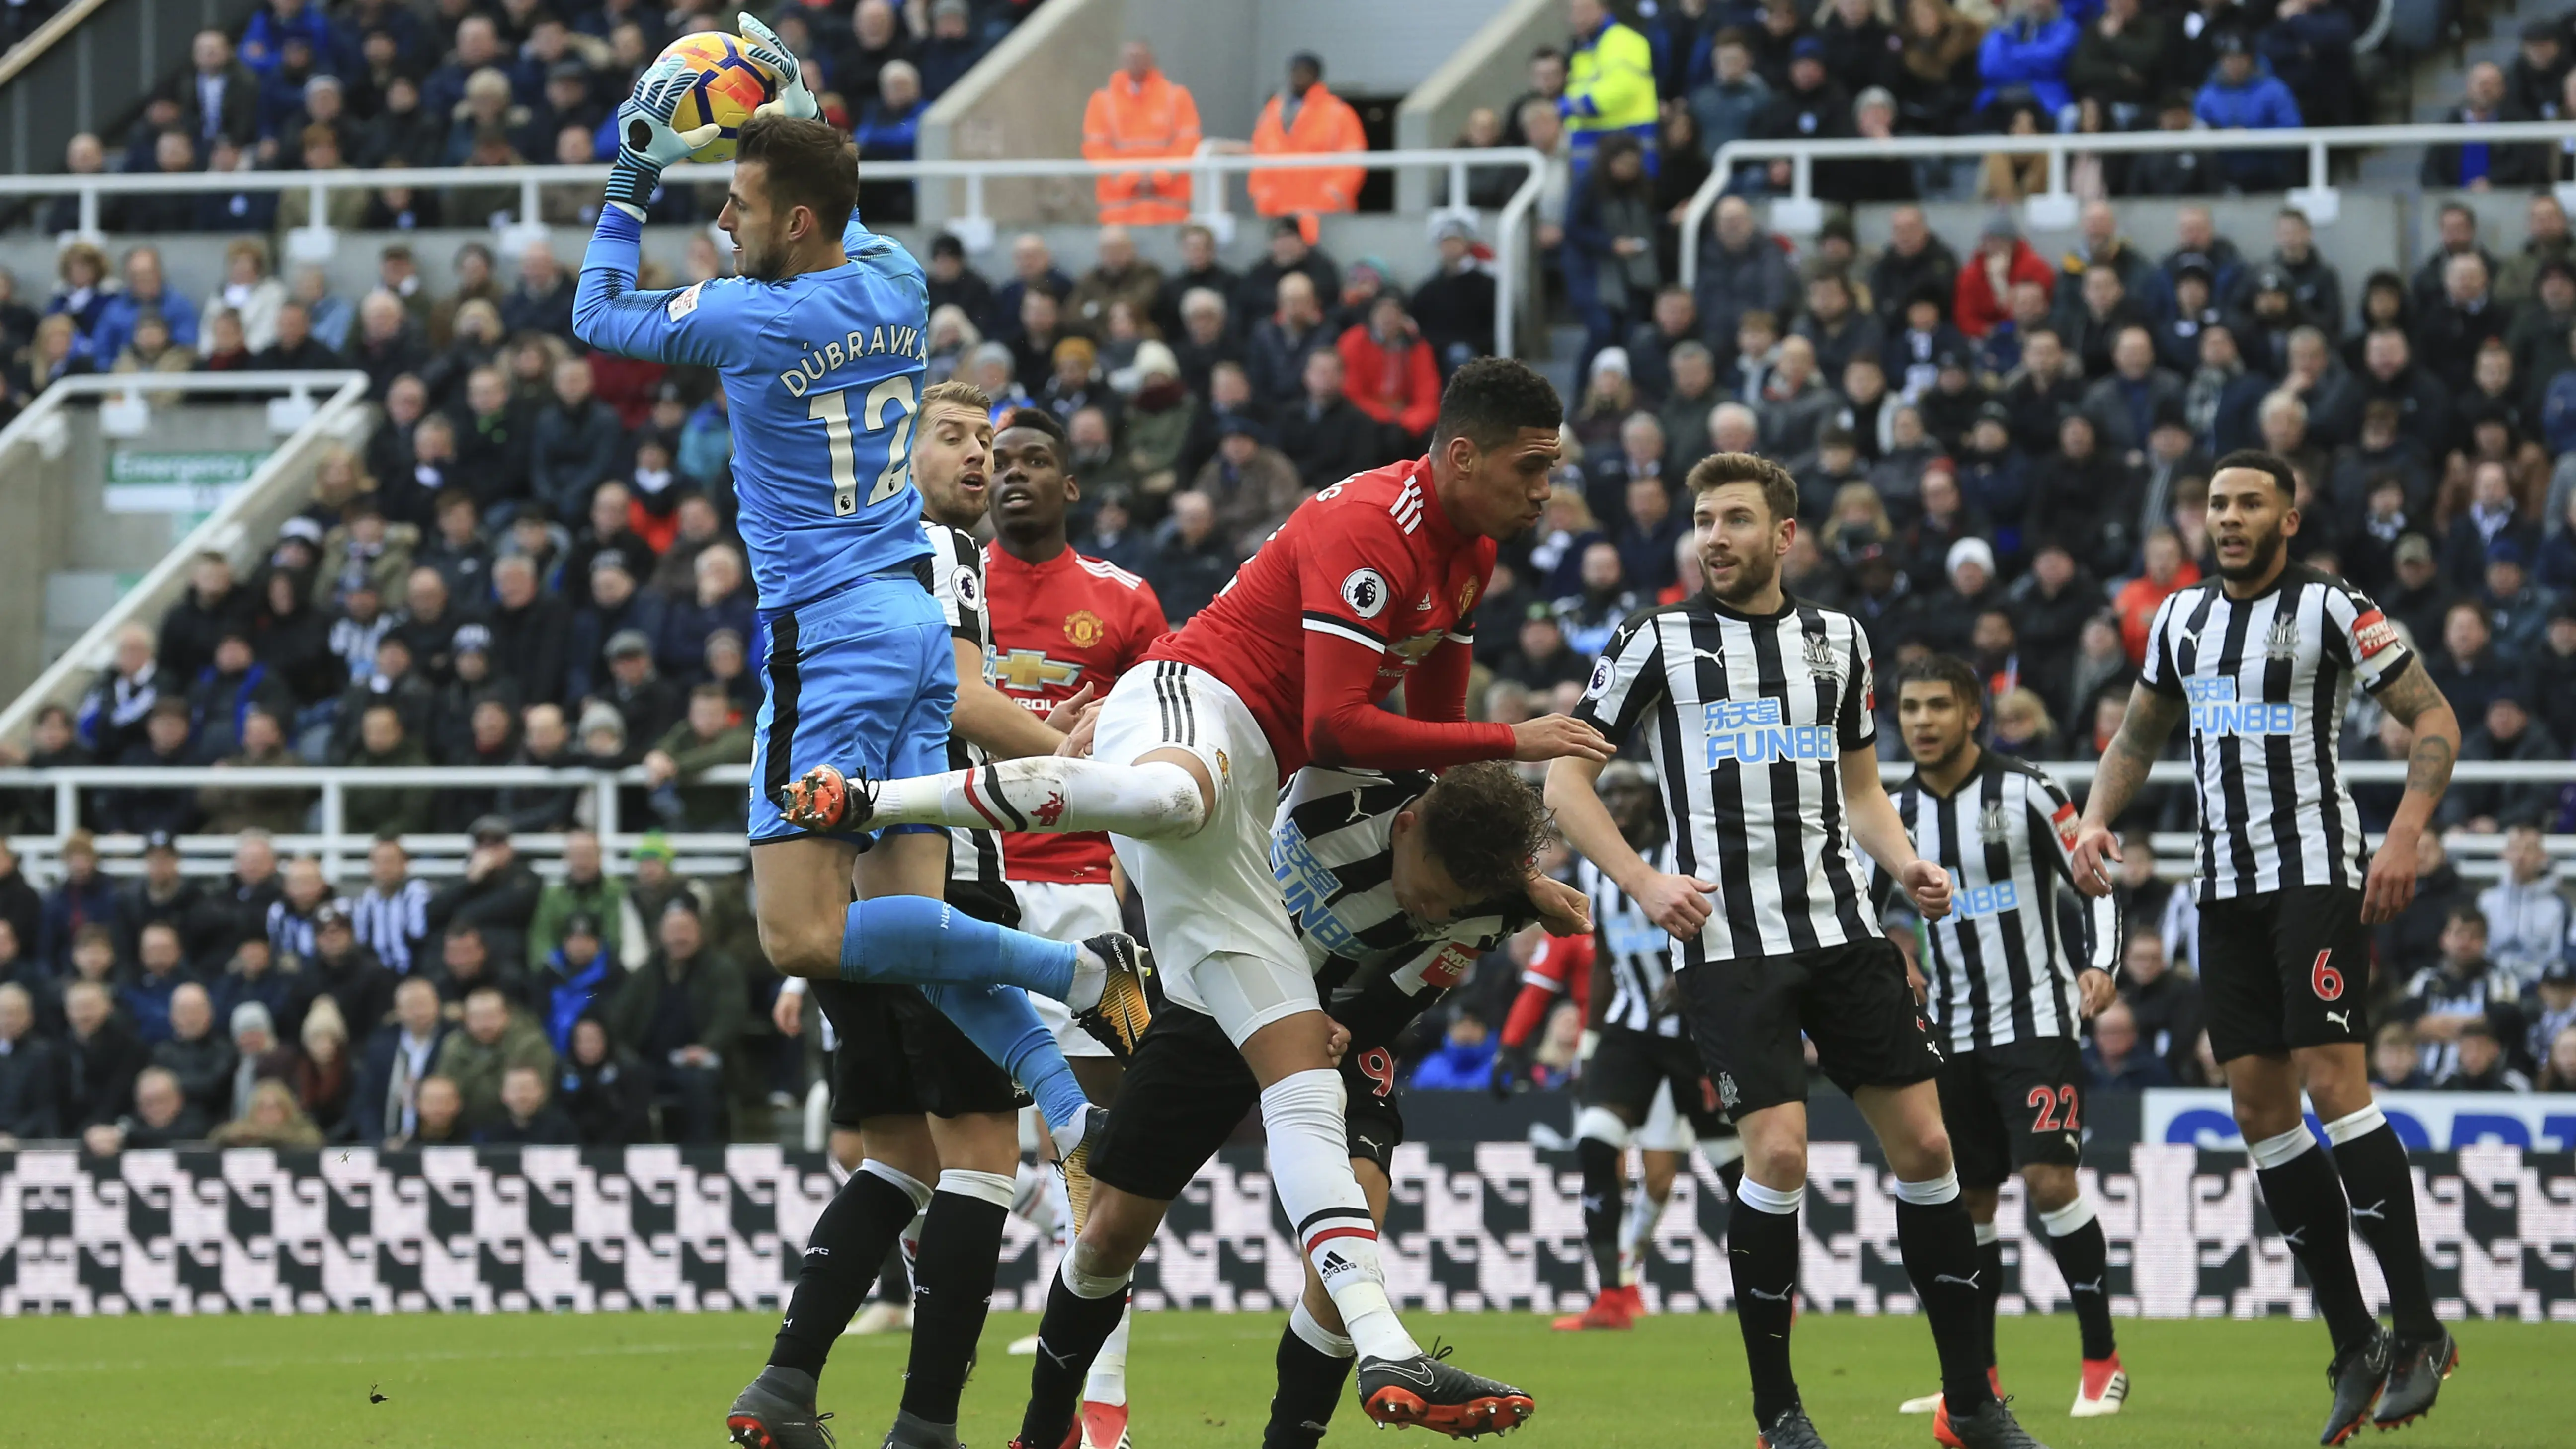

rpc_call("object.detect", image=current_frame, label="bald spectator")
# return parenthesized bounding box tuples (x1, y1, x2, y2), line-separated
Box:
(349, 291, 426, 402)
(1693, 196, 1799, 349)
(530, 358, 625, 522)
(2424, 61, 2547, 189)
(2415, 253, 2513, 394)
(151, 983, 238, 1122)
(1245, 272, 1332, 406)
(434, 986, 555, 1131)
(86, 1066, 209, 1153)
(1144, 491, 1238, 625)
(854, 60, 925, 223)
(1068, 226, 1167, 336)
(828, 0, 913, 114)
(60, 980, 146, 1132)
(1277, 348, 1383, 487)
(992, 234, 1077, 346)
(0, 984, 59, 1144)
(501, 241, 576, 341)
(180, 30, 259, 149)
(1082, 40, 1202, 225)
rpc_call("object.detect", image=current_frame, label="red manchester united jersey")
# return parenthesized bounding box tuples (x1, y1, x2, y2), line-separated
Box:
(1148, 456, 1515, 775)
(985, 541, 1169, 883)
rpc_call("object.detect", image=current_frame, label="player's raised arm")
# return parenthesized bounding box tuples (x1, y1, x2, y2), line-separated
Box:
(572, 57, 738, 365)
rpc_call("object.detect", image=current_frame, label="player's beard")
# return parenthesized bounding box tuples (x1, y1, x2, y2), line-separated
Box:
(1707, 539, 1779, 608)
(737, 220, 792, 283)
(2216, 522, 2285, 583)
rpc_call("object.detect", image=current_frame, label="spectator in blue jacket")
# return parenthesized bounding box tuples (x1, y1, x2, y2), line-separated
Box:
(2258, 0, 2357, 129)
(915, 0, 986, 100)
(1407, 1010, 1501, 1090)
(238, 0, 337, 78)
(854, 60, 925, 225)
(1977, 0, 2080, 118)
(2193, 28, 2302, 189)
(92, 248, 196, 368)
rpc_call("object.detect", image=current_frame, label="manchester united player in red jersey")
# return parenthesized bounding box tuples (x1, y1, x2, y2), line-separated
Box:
(777, 359, 1611, 1441)
(983, 408, 1167, 1449)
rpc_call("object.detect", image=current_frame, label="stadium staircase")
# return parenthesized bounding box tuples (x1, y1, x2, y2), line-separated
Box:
(0, 0, 266, 179)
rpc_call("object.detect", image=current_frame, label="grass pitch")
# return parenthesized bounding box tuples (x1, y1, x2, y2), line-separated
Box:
(0, 1309, 2557, 1447)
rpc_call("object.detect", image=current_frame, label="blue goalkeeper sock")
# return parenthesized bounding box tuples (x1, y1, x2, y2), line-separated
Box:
(838, 894, 1079, 1000)
(911, 981, 1090, 1138)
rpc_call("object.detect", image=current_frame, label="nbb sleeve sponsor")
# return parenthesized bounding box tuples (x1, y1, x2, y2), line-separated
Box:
(2183, 676, 2294, 737)
(1702, 698, 1837, 767)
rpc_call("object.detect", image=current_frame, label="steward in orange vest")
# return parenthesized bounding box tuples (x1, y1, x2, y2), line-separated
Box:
(1082, 41, 1204, 226)
(1246, 52, 1367, 238)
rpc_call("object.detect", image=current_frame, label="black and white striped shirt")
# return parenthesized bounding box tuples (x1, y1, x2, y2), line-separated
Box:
(1892, 751, 2121, 1052)
(1574, 595, 1879, 964)
(1580, 848, 1686, 1038)
(1272, 766, 1534, 1053)
(923, 521, 1004, 894)
(347, 880, 430, 975)
(2140, 564, 2415, 902)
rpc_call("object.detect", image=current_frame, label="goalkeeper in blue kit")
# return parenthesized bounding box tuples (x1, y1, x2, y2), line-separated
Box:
(573, 29, 1153, 1447)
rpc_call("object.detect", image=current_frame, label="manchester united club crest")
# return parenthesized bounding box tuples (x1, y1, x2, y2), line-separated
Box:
(1802, 632, 1843, 683)
(2264, 612, 2301, 662)
(1978, 800, 2010, 844)
(1457, 576, 1481, 615)
(1063, 609, 1104, 648)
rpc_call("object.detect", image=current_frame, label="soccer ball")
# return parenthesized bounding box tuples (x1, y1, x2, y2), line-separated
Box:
(658, 32, 779, 163)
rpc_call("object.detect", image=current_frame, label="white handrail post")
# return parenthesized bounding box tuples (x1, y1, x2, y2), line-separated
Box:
(320, 778, 346, 882)
(2025, 142, 2078, 231)
(53, 775, 75, 840)
(951, 172, 994, 255)
(595, 772, 621, 843)
(521, 174, 542, 227)
(1449, 159, 1467, 208)
(1770, 150, 1823, 236)
(78, 186, 97, 236)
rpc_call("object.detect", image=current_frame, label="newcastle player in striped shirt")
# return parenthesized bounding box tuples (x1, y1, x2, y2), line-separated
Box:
(1547, 761, 1745, 1333)
(1883, 656, 2125, 1425)
(2071, 451, 2463, 1445)
(1548, 453, 2047, 1449)
(1012, 762, 1578, 1449)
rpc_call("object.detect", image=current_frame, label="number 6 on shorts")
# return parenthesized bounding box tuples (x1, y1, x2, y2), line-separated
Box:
(2310, 949, 2344, 1002)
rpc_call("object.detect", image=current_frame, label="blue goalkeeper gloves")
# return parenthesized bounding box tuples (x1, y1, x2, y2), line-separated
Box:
(607, 54, 722, 213)
(738, 12, 821, 122)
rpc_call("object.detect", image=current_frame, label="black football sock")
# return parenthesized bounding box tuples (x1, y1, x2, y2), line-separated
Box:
(1892, 1175, 1995, 1416)
(2250, 1126, 2380, 1354)
(1728, 1177, 1804, 1426)
(1576, 1129, 1626, 1296)
(1973, 1222, 2005, 1372)
(2326, 1108, 2440, 1342)
(2038, 1195, 2117, 1361)
(769, 1160, 930, 1379)
(1263, 1301, 1357, 1449)
(895, 1171, 1013, 1432)
(1020, 1253, 1133, 1449)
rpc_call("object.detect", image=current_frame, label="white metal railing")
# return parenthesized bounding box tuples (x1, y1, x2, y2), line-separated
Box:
(0, 370, 373, 747)
(1680, 120, 2576, 280)
(0, 147, 1551, 357)
(0, 759, 2567, 885)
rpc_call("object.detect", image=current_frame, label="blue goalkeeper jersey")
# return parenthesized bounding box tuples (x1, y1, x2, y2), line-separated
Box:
(573, 205, 931, 610)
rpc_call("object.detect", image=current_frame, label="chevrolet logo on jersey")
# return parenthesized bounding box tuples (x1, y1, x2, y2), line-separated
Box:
(2185, 674, 2293, 735)
(995, 649, 1084, 693)
(1703, 697, 1836, 767)
(1951, 879, 2021, 920)
(1273, 821, 1356, 952)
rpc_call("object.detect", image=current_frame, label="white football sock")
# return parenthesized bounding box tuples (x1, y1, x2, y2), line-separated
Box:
(870, 758, 1207, 838)
(1068, 947, 1108, 1014)
(1084, 1307, 1131, 1405)
(1261, 1069, 1419, 1363)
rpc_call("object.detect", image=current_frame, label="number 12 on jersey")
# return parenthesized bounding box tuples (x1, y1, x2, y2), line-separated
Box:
(808, 375, 917, 516)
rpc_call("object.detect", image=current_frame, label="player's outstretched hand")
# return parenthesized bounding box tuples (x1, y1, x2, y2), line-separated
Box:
(1322, 1016, 1352, 1067)
(1902, 858, 1952, 919)
(1054, 700, 1100, 758)
(1527, 873, 1591, 938)
(2075, 967, 2116, 1019)
(608, 56, 720, 208)
(1511, 713, 1614, 763)
(2068, 822, 2120, 897)
(739, 12, 821, 121)
(1634, 870, 1717, 939)
(772, 989, 804, 1037)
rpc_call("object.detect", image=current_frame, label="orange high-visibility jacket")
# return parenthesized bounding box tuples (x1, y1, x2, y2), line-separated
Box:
(1246, 83, 1366, 219)
(1081, 68, 1203, 224)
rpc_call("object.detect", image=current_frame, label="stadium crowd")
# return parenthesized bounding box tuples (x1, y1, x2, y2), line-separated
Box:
(3, 2, 2576, 1149)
